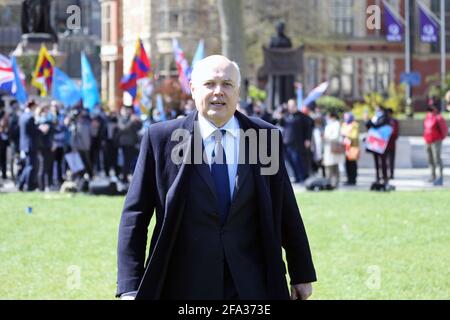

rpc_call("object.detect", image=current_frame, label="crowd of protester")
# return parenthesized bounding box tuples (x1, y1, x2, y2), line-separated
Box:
(0, 95, 447, 192)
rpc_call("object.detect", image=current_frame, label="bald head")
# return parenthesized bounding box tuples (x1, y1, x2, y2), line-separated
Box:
(190, 55, 241, 89)
(189, 55, 241, 128)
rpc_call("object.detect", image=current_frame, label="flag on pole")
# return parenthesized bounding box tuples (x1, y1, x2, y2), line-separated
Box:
(155, 94, 167, 121)
(418, 1, 440, 43)
(31, 45, 54, 97)
(52, 67, 81, 108)
(191, 39, 205, 68)
(172, 38, 191, 94)
(11, 56, 28, 105)
(81, 52, 100, 111)
(0, 54, 15, 94)
(303, 82, 329, 107)
(383, 0, 404, 42)
(189, 39, 205, 79)
(119, 38, 152, 109)
(0, 54, 28, 104)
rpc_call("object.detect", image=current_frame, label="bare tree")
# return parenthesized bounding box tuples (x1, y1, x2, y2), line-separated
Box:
(217, 0, 247, 89)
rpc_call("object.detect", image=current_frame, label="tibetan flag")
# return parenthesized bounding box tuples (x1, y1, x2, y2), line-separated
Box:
(130, 38, 151, 79)
(31, 45, 54, 97)
(172, 38, 191, 94)
(11, 56, 28, 105)
(120, 38, 151, 100)
(52, 67, 81, 108)
(383, 0, 404, 42)
(81, 52, 100, 111)
(418, 1, 440, 43)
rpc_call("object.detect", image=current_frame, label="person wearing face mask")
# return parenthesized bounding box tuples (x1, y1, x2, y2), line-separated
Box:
(423, 99, 448, 186)
(365, 106, 391, 188)
(35, 105, 54, 191)
(341, 112, 360, 186)
(117, 105, 142, 183)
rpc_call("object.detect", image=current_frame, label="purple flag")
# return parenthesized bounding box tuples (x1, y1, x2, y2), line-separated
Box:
(383, 1, 404, 42)
(419, 3, 439, 43)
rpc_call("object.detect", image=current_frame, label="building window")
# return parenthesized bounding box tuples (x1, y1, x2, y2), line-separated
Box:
(363, 57, 390, 94)
(305, 57, 319, 93)
(102, 3, 111, 43)
(330, 0, 354, 36)
(430, 0, 450, 53)
(169, 12, 181, 30)
(328, 57, 354, 98)
(341, 57, 354, 97)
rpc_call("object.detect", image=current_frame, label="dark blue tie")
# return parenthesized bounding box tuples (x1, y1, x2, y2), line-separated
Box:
(211, 130, 231, 226)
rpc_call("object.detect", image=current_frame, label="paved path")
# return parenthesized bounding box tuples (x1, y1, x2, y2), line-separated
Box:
(292, 168, 450, 192)
(1, 167, 448, 194)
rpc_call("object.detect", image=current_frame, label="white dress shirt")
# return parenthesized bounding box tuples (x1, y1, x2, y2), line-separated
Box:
(197, 114, 240, 197)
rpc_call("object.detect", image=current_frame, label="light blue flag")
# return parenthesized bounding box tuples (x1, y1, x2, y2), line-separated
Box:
(11, 56, 28, 105)
(52, 67, 81, 108)
(191, 39, 205, 69)
(81, 52, 100, 111)
(156, 94, 167, 121)
(187, 39, 205, 81)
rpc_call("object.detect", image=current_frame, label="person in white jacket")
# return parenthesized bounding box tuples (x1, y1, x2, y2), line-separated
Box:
(323, 111, 345, 188)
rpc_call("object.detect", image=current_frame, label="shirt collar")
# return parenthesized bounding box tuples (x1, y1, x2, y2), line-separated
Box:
(198, 113, 239, 140)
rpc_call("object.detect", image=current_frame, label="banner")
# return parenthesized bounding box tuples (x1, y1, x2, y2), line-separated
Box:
(418, 2, 439, 43)
(365, 125, 393, 155)
(383, 0, 404, 42)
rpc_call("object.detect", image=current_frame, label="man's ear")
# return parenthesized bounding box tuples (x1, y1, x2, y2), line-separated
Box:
(189, 81, 195, 98)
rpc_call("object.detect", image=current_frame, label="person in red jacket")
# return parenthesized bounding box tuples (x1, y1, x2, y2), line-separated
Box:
(423, 100, 448, 186)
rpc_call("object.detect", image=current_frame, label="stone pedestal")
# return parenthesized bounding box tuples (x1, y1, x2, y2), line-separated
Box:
(12, 33, 66, 66)
(9, 33, 66, 98)
(262, 46, 303, 110)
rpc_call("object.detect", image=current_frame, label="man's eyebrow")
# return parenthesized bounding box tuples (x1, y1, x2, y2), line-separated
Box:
(202, 79, 234, 83)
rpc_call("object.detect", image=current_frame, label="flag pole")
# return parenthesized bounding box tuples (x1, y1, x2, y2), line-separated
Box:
(440, 0, 446, 112)
(405, 0, 412, 115)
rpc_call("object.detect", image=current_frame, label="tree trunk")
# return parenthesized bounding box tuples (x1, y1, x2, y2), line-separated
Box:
(217, 0, 247, 95)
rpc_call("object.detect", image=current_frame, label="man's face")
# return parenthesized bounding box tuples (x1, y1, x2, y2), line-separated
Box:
(190, 57, 240, 127)
(287, 100, 297, 114)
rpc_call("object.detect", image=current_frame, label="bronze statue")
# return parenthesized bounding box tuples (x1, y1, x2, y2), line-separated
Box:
(269, 22, 292, 49)
(267, 21, 296, 107)
(21, 0, 57, 41)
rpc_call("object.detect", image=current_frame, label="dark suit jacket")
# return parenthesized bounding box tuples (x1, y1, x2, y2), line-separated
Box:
(19, 111, 39, 153)
(280, 112, 313, 151)
(116, 110, 317, 299)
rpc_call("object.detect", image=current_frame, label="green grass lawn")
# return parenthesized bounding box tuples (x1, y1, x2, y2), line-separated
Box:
(0, 191, 449, 300)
